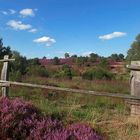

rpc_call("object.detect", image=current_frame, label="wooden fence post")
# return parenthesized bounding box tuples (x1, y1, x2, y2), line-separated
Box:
(127, 61, 140, 115)
(0, 55, 15, 97)
(1, 55, 9, 97)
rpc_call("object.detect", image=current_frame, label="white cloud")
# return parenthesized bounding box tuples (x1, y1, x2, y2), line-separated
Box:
(33, 36, 56, 46)
(1, 9, 16, 15)
(28, 28, 38, 33)
(7, 20, 32, 30)
(99, 32, 127, 40)
(9, 9, 16, 14)
(1, 11, 8, 15)
(20, 8, 35, 17)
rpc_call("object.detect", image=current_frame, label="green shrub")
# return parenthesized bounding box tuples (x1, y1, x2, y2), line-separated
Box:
(82, 70, 93, 80)
(62, 64, 72, 79)
(82, 67, 114, 80)
(53, 57, 60, 65)
(27, 65, 49, 77)
(10, 70, 22, 81)
(53, 65, 72, 79)
(71, 69, 80, 77)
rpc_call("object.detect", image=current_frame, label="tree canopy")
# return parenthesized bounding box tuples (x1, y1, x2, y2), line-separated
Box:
(64, 53, 70, 58)
(53, 57, 60, 65)
(0, 38, 12, 58)
(108, 53, 124, 61)
(126, 34, 140, 61)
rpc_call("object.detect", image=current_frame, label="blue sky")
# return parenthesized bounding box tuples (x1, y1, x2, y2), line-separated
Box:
(0, 0, 140, 58)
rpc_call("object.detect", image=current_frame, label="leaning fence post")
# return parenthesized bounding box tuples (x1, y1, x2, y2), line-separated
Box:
(1, 55, 9, 97)
(0, 55, 15, 97)
(127, 61, 140, 116)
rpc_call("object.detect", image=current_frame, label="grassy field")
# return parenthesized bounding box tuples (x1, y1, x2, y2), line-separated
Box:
(23, 76, 130, 94)
(2, 76, 140, 140)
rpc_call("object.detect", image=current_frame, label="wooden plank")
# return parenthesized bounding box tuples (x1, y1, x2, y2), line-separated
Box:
(0, 58, 15, 62)
(126, 65, 140, 71)
(0, 83, 10, 87)
(126, 99, 140, 105)
(0, 80, 140, 101)
(1, 55, 9, 97)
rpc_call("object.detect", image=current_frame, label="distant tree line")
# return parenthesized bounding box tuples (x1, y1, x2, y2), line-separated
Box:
(0, 33, 140, 81)
(51, 52, 125, 66)
(52, 34, 140, 66)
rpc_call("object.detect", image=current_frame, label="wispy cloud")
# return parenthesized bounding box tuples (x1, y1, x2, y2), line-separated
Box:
(2, 8, 38, 33)
(1, 11, 8, 15)
(99, 32, 127, 40)
(28, 28, 38, 33)
(1, 9, 16, 15)
(33, 36, 56, 46)
(19, 8, 36, 17)
(9, 9, 16, 14)
(7, 20, 32, 30)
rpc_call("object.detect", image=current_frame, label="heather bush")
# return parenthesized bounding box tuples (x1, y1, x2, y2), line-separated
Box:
(29, 118, 65, 140)
(0, 97, 42, 140)
(0, 97, 102, 140)
(67, 123, 102, 140)
(30, 122, 102, 140)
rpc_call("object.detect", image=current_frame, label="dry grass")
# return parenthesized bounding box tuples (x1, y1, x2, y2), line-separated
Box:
(23, 76, 130, 94)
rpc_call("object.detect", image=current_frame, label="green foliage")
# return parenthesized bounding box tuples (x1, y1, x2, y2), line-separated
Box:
(10, 52, 44, 81)
(10, 70, 22, 81)
(71, 54, 77, 63)
(0, 38, 12, 59)
(26, 57, 49, 77)
(53, 64, 72, 79)
(89, 53, 99, 62)
(53, 71, 64, 78)
(62, 64, 72, 79)
(71, 54, 77, 58)
(118, 53, 125, 60)
(76, 56, 88, 66)
(71, 69, 79, 77)
(53, 57, 60, 65)
(64, 52, 70, 58)
(108, 53, 124, 61)
(82, 70, 93, 80)
(82, 67, 114, 80)
(27, 65, 49, 77)
(27, 58, 40, 66)
(127, 34, 140, 61)
(10, 51, 27, 81)
(11, 51, 27, 75)
(99, 57, 109, 69)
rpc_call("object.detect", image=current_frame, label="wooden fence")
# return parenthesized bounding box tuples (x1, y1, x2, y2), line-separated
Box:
(0, 55, 140, 116)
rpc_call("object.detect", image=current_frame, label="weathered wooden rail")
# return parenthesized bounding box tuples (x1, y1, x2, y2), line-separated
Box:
(0, 79, 139, 100)
(0, 55, 140, 116)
